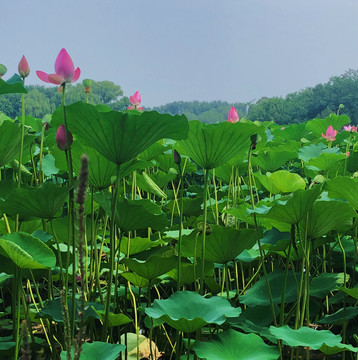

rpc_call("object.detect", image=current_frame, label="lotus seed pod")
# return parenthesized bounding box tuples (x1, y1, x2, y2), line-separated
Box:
(82, 78, 92, 87)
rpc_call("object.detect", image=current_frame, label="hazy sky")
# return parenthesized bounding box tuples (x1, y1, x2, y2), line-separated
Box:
(2, 0, 358, 107)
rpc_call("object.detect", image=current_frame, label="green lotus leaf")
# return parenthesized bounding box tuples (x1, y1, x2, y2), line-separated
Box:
(165, 197, 203, 217)
(305, 114, 350, 138)
(92, 309, 132, 327)
(138, 141, 166, 161)
(41, 154, 59, 177)
(325, 176, 358, 209)
(71, 142, 117, 189)
(264, 186, 321, 224)
(1, 182, 69, 220)
(193, 329, 279, 360)
(298, 143, 340, 162)
(272, 123, 307, 141)
(299, 200, 356, 238)
(306, 152, 346, 172)
(147, 170, 177, 189)
(252, 149, 297, 171)
(255, 170, 306, 195)
(94, 192, 168, 232)
(181, 226, 258, 264)
(120, 237, 156, 256)
(145, 291, 241, 332)
(204, 226, 258, 264)
(0, 232, 56, 269)
(122, 255, 176, 280)
(156, 153, 175, 173)
(60, 341, 126, 360)
(135, 172, 167, 199)
(0, 78, 27, 95)
(339, 286, 358, 299)
(317, 307, 358, 325)
(38, 298, 103, 323)
(176, 120, 262, 170)
(167, 261, 214, 285)
(121, 272, 150, 288)
(309, 273, 347, 298)
(347, 150, 358, 172)
(0, 121, 33, 167)
(54, 102, 189, 165)
(229, 305, 280, 327)
(269, 325, 357, 353)
(240, 271, 298, 307)
(212, 164, 233, 183)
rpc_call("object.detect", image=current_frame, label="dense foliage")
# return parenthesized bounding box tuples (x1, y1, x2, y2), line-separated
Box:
(156, 69, 358, 125)
(0, 52, 358, 360)
(2, 69, 358, 126)
(0, 81, 130, 118)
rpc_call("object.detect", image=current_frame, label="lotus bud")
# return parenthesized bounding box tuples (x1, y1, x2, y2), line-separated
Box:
(173, 149, 181, 165)
(250, 134, 261, 150)
(18, 55, 30, 78)
(0, 64, 7, 78)
(227, 107, 239, 123)
(56, 125, 73, 151)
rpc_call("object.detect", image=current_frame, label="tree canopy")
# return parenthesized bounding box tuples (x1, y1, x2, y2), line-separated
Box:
(1, 69, 358, 125)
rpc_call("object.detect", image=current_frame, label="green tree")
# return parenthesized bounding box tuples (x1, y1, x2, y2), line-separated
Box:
(91, 81, 123, 104)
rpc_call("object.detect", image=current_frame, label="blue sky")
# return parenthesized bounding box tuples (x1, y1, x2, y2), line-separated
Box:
(2, 0, 358, 106)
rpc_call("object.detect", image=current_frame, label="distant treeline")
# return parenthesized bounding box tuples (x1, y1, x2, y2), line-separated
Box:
(0, 81, 130, 119)
(1, 69, 358, 125)
(153, 69, 358, 125)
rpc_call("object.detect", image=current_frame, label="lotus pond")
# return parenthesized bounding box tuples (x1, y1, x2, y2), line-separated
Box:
(0, 53, 358, 360)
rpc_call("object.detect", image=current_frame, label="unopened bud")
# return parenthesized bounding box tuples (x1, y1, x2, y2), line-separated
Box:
(18, 56, 30, 78)
(173, 149, 181, 165)
(56, 125, 73, 151)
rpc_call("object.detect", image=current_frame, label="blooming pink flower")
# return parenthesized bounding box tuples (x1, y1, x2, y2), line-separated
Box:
(18, 55, 30, 78)
(227, 107, 239, 123)
(343, 125, 357, 133)
(36, 48, 80, 85)
(345, 151, 350, 157)
(56, 125, 73, 151)
(281, 127, 285, 130)
(128, 91, 144, 110)
(322, 125, 337, 141)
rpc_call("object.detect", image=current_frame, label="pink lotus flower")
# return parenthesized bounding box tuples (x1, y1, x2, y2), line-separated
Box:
(36, 48, 80, 85)
(128, 91, 143, 110)
(56, 125, 73, 151)
(281, 127, 285, 130)
(345, 151, 350, 157)
(227, 107, 239, 123)
(343, 125, 357, 132)
(322, 126, 337, 141)
(18, 56, 30, 78)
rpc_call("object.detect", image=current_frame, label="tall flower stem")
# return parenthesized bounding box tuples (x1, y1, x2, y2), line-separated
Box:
(177, 163, 184, 291)
(61, 83, 77, 340)
(248, 145, 282, 359)
(13, 267, 22, 360)
(200, 169, 209, 295)
(15, 89, 26, 231)
(102, 164, 121, 339)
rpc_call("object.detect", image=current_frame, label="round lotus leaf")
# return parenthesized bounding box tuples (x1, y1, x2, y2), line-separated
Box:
(145, 291, 241, 333)
(193, 329, 279, 360)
